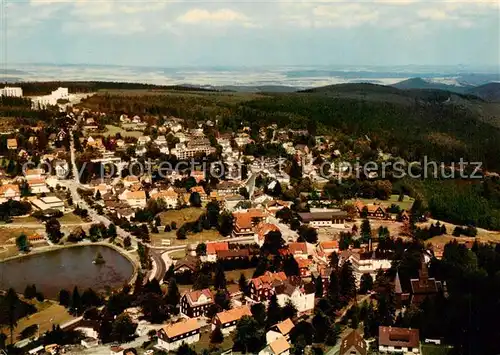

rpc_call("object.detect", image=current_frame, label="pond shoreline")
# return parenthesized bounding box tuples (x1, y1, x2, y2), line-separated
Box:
(0, 242, 139, 298)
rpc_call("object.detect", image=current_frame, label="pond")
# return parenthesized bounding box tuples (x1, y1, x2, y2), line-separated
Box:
(0, 245, 134, 299)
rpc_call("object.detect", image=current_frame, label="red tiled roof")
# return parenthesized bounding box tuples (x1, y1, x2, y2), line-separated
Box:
(378, 326, 419, 349)
(251, 271, 287, 289)
(288, 242, 307, 254)
(206, 242, 229, 255)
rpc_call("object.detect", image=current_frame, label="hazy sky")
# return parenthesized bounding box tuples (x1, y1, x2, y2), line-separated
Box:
(3, 0, 499, 68)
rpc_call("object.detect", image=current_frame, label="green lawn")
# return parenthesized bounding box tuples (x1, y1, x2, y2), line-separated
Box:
(225, 268, 255, 283)
(58, 213, 85, 224)
(3, 301, 75, 344)
(158, 208, 205, 226)
(169, 249, 186, 260)
(193, 327, 234, 354)
(421, 344, 454, 355)
(11, 216, 39, 225)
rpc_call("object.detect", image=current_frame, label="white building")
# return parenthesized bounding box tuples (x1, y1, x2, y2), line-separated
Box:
(0, 87, 23, 97)
(31, 87, 69, 109)
(157, 319, 200, 352)
(275, 281, 315, 315)
(125, 191, 147, 208)
(31, 196, 65, 212)
(266, 319, 294, 344)
(341, 251, 392, 286)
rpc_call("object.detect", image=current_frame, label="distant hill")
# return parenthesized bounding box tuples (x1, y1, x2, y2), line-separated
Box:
(188, 85, 299, 93)
(300, 82, 403, 95)
(467, 82, 500, 102)
(391, 77, 471, 93)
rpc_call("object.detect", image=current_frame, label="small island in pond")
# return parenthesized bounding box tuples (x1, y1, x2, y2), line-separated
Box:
(93, 252, 105, 265)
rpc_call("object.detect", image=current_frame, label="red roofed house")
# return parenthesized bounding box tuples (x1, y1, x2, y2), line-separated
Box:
(150, 187, 178, 209)
(317, 241, 339, 255)
(190, 186, 208, 202)
(157, 319, 200, 352)
(316, 241, 339, 262)
(203, 242, 229, 262)
(255, 222, 280, 247)
(266, 318, 295, 344)
(232, 209, 267, 238)
(249, 271, 287, 303)
(259, 336, 291, 355)
(0, 183, 20, 203)
(355, 200, 387, 219)
(340, 329, 367, 355)
(211, 305, 252, 334)
(180, 289, 214, 318)
(125, 190, 146, 208)
(296, 258, 313, 277)
(378, 326, 420, 354)
(288, 242, 308, 258)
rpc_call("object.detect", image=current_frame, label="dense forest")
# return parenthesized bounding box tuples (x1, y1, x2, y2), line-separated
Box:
(1, 81, 217, 96)
(79, 85, 500, 171)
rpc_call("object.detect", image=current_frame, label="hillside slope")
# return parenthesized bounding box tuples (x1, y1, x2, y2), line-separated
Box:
(392, 77, 470, 93)
(467, 82, 500, 102)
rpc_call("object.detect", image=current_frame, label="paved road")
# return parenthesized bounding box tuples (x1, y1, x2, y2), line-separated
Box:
(149, 249, 166, 281)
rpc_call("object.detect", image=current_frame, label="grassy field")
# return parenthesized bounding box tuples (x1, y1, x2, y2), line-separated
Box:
(169, 249, 186, 260)
(10, 216, 39, 225)
(58, 213, 85, 224)
(421, 344, 454, 355)
(4, 301, 75, 344)
(0, 227, 41, 244)
(225, 268, 255, 283)
(158, 208, 205, 226)
(193, 326, 234, 354)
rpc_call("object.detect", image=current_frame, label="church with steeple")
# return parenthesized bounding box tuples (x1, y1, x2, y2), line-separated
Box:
(395, 254, 447, 310)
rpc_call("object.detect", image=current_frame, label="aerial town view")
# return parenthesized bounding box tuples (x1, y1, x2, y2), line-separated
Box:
(0, 0, 499, 354)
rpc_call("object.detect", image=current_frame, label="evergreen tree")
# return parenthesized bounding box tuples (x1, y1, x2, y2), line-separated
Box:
(283, 255, 300, 276)
(210, 326, 224, 344)
(251, 303, 266, 326)
(359, 273, 374, 294)
(324, 323, 340, 346)
(107, 224, 117, 241)
(266, 294, 282, 327)
(327, 269, 341, 310)
(59, 289, 70, 307)
(238, 273, 248, 294)
(339, 260, 356, 304)
(312, 311, 330, 342)
(71, 286, 82, 314)
(315, 276, 324, 298)
(5, 288, 19, 344)
(361, 218, 371, 242)
(282, 300, 298, 320)
(23, 284, 37, 299)
(166, 278, 181, 308)
(214, 262, 227, 290)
